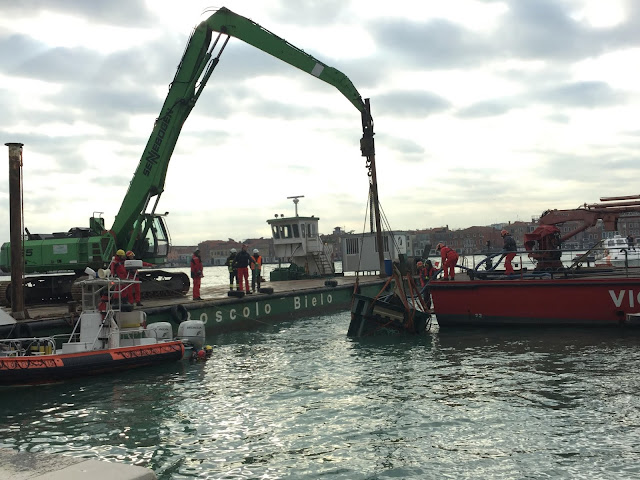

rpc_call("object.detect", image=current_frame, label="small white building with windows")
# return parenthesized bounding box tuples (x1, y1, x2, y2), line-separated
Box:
(341, 231, 411, 274)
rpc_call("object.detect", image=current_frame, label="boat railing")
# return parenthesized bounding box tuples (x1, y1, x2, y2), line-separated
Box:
(77, 276, 139, 313)
(451, 244, 640, 279)
(0, 336, 56, 357)
(65, 277, 145, 349)
(567, 240, 604, 268)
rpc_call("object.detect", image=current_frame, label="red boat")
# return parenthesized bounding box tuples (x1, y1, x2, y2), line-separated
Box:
(430, 196, 640, 327)
(430, 273, 640, 327)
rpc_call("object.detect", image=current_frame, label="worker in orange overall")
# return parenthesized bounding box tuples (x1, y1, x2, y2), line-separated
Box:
(190, 249, 204, 300)
(109, 249, 129, 302)
(501, 229, 517, 275)
(233, 244, 254, 294)
(250, 248, 263, 293)
(436, 243, 459, 281)
(417, 259, 436, 287)
(125, 250, 153, 306)
(424, 259, 436, 280)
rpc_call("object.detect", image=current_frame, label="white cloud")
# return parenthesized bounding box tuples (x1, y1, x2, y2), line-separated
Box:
(572, 0, 627, 28)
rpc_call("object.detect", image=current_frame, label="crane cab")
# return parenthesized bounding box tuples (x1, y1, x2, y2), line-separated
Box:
(134, 214, 170, 262)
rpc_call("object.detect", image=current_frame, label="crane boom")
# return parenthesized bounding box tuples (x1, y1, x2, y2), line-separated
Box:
(205, 8, 367, 113)
(0, 6, 383, 305)
(525, 197, 640, 270)
(112, 6, 372, 256)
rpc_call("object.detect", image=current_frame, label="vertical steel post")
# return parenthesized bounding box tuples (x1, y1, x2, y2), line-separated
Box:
(360, 99, 386, 277)
(5, 142, 27, 319)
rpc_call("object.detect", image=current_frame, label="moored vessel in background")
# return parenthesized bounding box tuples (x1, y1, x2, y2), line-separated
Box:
(594, 234, 640, 267)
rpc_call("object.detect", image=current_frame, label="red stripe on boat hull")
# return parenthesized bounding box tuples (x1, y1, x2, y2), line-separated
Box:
(0, 341, 185, 386)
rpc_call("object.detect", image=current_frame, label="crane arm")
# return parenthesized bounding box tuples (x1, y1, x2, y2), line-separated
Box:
(538, 209, 604, 242)
(110, 24, 222, 247)
(538, 202, 640, 243)
(205, 8, 366, 114)
(110, 6, 370, 253)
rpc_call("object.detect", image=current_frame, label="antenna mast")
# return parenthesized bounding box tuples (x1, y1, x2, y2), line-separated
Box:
(287, 195, 305, 217)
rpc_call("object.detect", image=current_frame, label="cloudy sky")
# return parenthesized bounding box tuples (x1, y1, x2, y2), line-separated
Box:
(1, 0, 639, 246)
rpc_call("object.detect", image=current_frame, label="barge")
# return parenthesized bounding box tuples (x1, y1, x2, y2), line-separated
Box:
(1, 276, 386, 338)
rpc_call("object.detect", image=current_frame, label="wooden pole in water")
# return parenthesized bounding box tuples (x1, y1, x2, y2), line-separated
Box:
(5, 142, 27, 319)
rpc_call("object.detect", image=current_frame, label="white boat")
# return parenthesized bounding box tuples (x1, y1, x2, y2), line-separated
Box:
(595, 234, 640, 267)
(0, 264, 205, 386)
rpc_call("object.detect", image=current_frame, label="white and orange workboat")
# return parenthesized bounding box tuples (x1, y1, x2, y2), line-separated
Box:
(0, 268, 204, 386)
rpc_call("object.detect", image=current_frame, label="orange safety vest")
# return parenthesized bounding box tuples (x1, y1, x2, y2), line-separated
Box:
(250, 255, 262, 270)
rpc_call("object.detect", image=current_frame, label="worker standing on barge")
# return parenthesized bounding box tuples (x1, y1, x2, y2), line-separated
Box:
(234, 244, 254, 294)
(251, 249, 263, 293)
(191, 249, 204, 300)
(226, 248, 238, 290)
(418, 259, 436, 287)
(109, 249, 129, 302)
(125, 250, 153, 306)
(436, 243, 459, 281)
(110, 249, 127, 279)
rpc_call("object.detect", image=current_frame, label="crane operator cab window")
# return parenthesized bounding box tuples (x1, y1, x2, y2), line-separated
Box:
(139, 216, 169, 257)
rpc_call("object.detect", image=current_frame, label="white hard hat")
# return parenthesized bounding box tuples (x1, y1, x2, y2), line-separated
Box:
(230, 248, 237, 253)
(253, 248, 259, 254)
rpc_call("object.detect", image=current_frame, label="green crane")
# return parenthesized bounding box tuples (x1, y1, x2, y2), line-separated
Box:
(0, 6, 381, 305)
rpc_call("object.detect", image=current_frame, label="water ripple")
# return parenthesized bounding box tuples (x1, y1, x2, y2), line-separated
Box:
(1, 314, 639, 479)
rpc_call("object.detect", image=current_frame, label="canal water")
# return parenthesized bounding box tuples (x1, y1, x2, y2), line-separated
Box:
(1, 312, 639, 479)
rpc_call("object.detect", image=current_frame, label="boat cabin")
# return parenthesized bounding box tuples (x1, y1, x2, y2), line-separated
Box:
(603, 234, 632, 251)
(267, 197, 334, 277)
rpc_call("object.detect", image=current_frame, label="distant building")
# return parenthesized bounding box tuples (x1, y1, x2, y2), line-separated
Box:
(198, 240, 242, 266)
(320, 226, 347, 261)
(166, 246, 197, 266)
(173, 212, 640, 267)
(198, 238, 276, 266)
(242, 238, 274, 263)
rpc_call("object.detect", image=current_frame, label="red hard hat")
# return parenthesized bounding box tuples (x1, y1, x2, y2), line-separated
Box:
(501, 229, 508, 237)
(126, 250, 135, 258)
